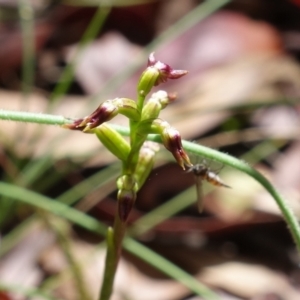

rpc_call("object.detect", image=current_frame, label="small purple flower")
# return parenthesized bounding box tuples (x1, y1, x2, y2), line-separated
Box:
(162, 127, 192, 170)
(150, 119, 192, 170)
(137, 53, 188, 97)
(78, 101, 118, 131)
(62, 102, 117, 131)
(147, 53, 188, 86)
(63, 98, 139, 132)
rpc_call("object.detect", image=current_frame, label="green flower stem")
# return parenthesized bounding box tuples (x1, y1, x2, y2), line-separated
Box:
(99, 215, 127, 300)
(137, 94, 146, 113)
(100, 86, 168, 298)
(99, 227, 116, 300)
(99, 91, 149, 298)
(126, 137, 147, 174)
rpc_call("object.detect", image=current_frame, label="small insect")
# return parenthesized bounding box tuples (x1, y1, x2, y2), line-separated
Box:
(187, 163, 230, 213)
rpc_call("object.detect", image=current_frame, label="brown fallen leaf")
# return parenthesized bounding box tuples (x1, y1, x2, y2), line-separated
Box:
(200, 262, 300, 299)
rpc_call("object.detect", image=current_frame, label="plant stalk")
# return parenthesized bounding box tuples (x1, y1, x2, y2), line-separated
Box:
(99, 215, 127, 300)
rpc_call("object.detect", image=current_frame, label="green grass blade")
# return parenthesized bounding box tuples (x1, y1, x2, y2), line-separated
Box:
(0, 283, 65, 300)
(0, 181, 218, 299)
(50, 5, 111, 104)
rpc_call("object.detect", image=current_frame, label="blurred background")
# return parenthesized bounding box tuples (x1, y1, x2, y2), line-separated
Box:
(1, 0, 300, 299)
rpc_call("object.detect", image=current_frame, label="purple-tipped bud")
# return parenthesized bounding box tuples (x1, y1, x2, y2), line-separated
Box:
(141, 91, 176, 121)
(62, 98, 139, 131)
(149, 90, 176, 109)
(135, 141, 160, 189)
(64, 100, 117, 132)
(137, 53, 187, 97)
(162, 127, 192, 170)
(117, 175, 138, 222)
(137, 65, 160, 97)
(157, 91, 177, 108)
(151, 119, 192, 170)
(81, 100, 118, 131)
(147, 53, 188, 85)
(118, 189, 136, 222)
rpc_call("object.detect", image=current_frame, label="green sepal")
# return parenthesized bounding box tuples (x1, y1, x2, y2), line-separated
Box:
(141, 90, 172, 121)
(141, 99, 162, 121)
(142, 119, 192, 169)
(94, 123, 130, 162)
(134, 142, 160, 190)
(112, 98, 140, 122)
(137, 67, 159, 97)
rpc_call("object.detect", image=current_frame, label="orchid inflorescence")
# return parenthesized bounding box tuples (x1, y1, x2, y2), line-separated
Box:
(64, 53, 191, 222)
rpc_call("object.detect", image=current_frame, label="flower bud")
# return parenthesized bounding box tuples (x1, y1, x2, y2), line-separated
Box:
(94, 123, 130, 162)
(112, 98, 140, 121)
(154, 90, 176, 109)
(137, 65, 160, 97)
(79, 100, 118, 131)
(147, 53, 188, 85)
(117, 175, 138, 222)
(135, 142, 160, 190)
(141, 90, 175, 121)
(63, 98, 139, 132)
(151, 119, 192, 170)
(162, 127, 192, 170)
(137, 53, 188, 97)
